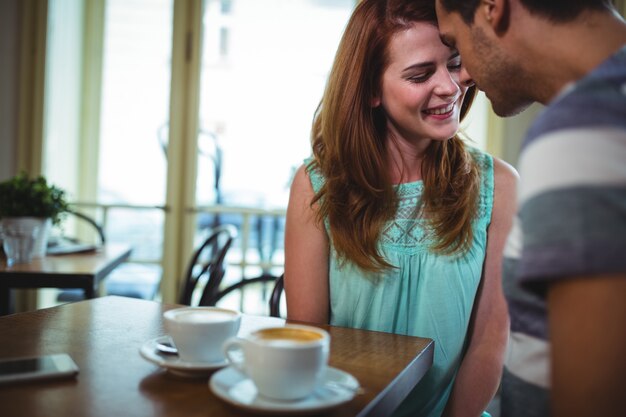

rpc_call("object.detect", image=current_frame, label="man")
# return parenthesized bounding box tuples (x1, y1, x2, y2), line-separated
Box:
(434, 1, 626, 417)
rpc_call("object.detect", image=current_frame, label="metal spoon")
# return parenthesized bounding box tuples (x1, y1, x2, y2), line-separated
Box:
(324, 381, 364, 395)
(156, 336, 178, 355)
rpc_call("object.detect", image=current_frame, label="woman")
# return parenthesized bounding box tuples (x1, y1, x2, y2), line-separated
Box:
(284, 0, 517, 416)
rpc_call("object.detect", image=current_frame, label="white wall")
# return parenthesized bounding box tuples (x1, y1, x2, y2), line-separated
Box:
(0, 0, 20, 181)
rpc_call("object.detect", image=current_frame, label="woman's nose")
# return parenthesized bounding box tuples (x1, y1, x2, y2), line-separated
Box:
(434, 69, 461, 97)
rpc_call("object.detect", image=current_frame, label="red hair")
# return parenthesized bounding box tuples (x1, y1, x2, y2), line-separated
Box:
(311, 0, 479, 272)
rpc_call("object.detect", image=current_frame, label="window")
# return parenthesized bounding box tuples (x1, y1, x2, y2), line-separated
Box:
(38, 0, 494, 309)
(39, 0, 357, 307)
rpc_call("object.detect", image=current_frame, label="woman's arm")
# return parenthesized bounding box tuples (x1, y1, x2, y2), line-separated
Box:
(284, 165, 331, 324)
(443, 157, 518, 417)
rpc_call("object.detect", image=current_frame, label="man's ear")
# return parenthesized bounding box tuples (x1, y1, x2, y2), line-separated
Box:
(480, 0, 510, 34)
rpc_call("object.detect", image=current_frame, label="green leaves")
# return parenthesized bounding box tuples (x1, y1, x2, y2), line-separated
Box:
(0, 172, 69, 225)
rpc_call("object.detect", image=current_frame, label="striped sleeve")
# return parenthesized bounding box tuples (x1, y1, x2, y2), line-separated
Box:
(516, 55, 626, 295)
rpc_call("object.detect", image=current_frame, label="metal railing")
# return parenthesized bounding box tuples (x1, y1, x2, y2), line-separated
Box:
(71, 201, 286, 283)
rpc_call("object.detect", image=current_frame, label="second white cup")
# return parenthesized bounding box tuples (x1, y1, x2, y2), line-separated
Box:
(163, 306, 241, 364)
(223, 324, 330, 401)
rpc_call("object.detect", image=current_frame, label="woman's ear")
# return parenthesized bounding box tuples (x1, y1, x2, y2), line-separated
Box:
(371, 96, 381, 107)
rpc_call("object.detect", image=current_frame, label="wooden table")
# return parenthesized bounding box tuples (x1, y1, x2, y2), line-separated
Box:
(0, 296, 434, 417)
(0, 244, 132, 315)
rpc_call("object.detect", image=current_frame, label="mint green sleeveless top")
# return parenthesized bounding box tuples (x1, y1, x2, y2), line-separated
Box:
(305, 149, 494, 417)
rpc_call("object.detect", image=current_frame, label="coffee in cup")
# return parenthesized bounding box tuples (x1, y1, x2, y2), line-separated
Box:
(163, 306, 241, 363)
(223, 324, 330, 400)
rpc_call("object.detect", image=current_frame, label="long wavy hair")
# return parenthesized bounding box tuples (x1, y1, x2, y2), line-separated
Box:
(309, 0, 480, 272)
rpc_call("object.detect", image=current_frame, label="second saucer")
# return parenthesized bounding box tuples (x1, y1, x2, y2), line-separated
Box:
(139, 336, 228, 377)
(209, 365, 360, 414)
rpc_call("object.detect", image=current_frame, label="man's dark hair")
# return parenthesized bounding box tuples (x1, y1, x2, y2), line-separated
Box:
(438, 0, 614, 24)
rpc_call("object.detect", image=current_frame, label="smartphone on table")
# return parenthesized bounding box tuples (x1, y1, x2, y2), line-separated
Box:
(0, 354, 79, 384)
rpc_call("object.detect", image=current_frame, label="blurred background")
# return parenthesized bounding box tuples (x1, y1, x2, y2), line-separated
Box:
(1, 0, 623, 311)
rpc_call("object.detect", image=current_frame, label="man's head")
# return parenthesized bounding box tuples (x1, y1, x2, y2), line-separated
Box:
(435, 0, 615, 116)
(438, 0, 612, 24)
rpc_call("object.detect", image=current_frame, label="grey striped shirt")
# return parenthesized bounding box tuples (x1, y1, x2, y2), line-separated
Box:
(501, 45, 626, 417)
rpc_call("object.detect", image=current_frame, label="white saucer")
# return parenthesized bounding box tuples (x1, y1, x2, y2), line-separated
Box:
(209, 366, 360, 415)
(139, 336, 229, 377)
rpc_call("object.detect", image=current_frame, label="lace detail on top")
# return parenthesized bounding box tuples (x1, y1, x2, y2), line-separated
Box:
(305, 148, 494, 255)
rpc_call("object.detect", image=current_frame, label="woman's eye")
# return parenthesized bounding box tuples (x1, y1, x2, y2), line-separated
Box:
(448, 57, 462, 71)
(408, 74, 430, 83)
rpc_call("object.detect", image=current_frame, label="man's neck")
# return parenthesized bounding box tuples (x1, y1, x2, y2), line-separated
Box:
(514, 8, 626, 103)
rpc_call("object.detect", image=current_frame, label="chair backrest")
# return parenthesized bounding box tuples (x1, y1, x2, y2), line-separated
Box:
(178, 224, 238, 306)
(269, 273, 284, 318)
(66, 209, 106, 245)
(54, 210, 107, 301)
(49, 209, 106, 257)
(209, 272, 284, 317)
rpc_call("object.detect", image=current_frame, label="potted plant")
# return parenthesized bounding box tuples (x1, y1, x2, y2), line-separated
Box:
(0, 172, 69, 258)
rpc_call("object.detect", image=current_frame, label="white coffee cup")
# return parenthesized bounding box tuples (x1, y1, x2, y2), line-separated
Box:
(223, 324, 330, 401)
(163, 306, 241, 363)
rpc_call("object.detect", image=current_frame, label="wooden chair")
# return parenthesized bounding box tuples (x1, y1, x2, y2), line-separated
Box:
(66, 209, 106, 245)
(55, 210, 107, 302)
(178, 224, 238, 306)
(55, 209, 163, 301)
(209, 272, 284, 318)
(48, 209, 106, 254)
(269, 273, 284, 318)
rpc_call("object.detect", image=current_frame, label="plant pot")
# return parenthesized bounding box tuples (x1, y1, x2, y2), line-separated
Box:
(0, 217, 40, 265)
(0, 217, 51, 258)
(34, 218, 52, 258)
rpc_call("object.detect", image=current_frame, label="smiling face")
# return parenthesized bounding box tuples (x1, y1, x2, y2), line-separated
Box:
(374, 21, 469, 146)
(435, 1, 533, 116)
